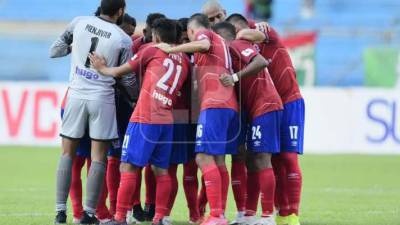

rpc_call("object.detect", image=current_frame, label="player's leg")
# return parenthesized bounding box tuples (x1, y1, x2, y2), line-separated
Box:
(148, 124, 174, 225)
(166, 164, 179, 217)
(279, 99, 305, 225)
(244, 153, 260, 223)
(82, 100, 118, 224)
(70, 155, 86, 223)
(129, 168, 144, 223)
(195, 108, 239, 225)
(272, 155, 289, 225)
(247, 110, 282, 225)
(113, 122, 159, 224)
(144, 164, 156, 221)
(55, 97, 87, 224)
(230, 146, 247, 225)
(107, 155, 120, 216)
(230, 111, 248, 224)
(183, 159, 200, 223)
(215, 155, 229, 213)
(70, 133, 91, 224)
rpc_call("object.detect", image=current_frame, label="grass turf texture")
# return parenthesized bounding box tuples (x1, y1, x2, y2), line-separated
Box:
(0, 147, 399, 225)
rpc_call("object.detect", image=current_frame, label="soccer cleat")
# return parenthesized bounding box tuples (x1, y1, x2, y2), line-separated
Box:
(287, 214, 300, 225)
(229, 211, 246, 225)
(256, 217, 276, 225)
(99, 219, 127, 225)
(132, 204, 145, 222)
(54, 211, 67, 224)
(200, 216, 228, 225)
(275, 215, 289, 225)
(73, 217, 82, 224)
(189, 216, 205, 225)
(144, 204, 155, 221)
(80, 211, 99, 224)
(152, 216, 173, 225)
(242, 216, 258, 225)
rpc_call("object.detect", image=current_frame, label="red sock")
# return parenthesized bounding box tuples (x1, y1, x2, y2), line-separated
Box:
(166, 165, 178, 216)
(96, 176, 111, 220)
(145, 165, 156, 205)
(107, 157, 120, 215)
(197, 175, 208, 217)
(115, 172, 138, 222)
(131, 168, 142, 206)
(231, 161, 247, 212)
(259, 168, 275, 217)
(183, 160, 200, 220)
(70, 156, 85, 219)
(218, 165, 229, 212)
(245, 171, 260, 216)
(272, 155, 289, 216)
(201, 163, 222, 217)
(153, 174, 172, 224)
(281, 152, 302, 215)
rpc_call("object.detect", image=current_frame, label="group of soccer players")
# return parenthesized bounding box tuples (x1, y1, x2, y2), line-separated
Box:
(50, 0, 305, 225)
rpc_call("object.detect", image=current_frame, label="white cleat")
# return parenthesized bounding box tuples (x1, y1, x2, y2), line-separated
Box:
(230, 212, 246, 225)
(256, 217, 276, 225)
(126, 210, 141, 225)
(72, 217, 81, 224)
(243, 216, 259, 225)
(161, 216, 173, 225)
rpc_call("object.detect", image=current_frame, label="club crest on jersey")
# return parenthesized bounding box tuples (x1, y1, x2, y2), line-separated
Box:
(75, 66, 99, 80)
(152, 89, 172, 106)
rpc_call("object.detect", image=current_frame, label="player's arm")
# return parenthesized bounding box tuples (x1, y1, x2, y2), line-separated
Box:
(49, 17, 80, 58)
(236, 29, 266, 43)
(116, 40, 140, 104)
(89, 53, 133, 78)
(156, 39, 211, 54)
(220, 54, 269, 87)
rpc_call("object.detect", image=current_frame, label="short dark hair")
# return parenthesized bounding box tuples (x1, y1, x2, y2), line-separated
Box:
(174, 20, 183, 44)
(226, 13, 249, 27)
(100, 0, 126, 16)
(178, 18, 189, 32)
(94, 6, 101, 16)
(212, 22, 236, 40)
(146, 13, 166, 28)
(189, 13, 210, 29)
(123, 13, 136, 27)
(152, 18, 177, 44)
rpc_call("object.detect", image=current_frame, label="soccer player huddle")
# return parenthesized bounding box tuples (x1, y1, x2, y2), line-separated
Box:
(50, 0, 305, 225)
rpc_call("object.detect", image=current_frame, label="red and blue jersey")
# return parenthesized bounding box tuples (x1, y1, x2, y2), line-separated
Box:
(193, 29, 238, 112)
(128, 45, 190, 124)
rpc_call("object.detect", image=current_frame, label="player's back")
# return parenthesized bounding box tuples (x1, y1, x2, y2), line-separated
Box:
(69, 16, 132, 104)
(230, 39, 283, 120)
(129, 45, 190, 124)
(257, 27, 302, 104)
(193, 30, 238, 111)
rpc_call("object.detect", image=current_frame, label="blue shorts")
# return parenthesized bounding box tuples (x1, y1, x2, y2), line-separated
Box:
(280, 98, 305, 154)
(195, 108, 239, 155)
(61, 108, 91, 158)
(108, 98, 133, 158)
(121, 122, 173, 169)
(247, 110, 282, 153)
(170, 124, 191, 165)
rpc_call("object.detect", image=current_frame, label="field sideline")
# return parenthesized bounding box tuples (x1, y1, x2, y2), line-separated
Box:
(0, 147, 399, 225)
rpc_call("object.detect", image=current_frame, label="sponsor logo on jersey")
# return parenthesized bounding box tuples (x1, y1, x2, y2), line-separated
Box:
(75, 66, 99, 80)
(152, 89, 172, 106)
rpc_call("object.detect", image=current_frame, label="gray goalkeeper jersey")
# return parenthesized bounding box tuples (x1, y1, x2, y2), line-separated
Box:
(50, 16, 136, 104)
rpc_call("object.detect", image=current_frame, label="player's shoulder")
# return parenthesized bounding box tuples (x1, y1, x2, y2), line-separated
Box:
(69, 16, 92, 28)
(231, 39, 253, 49)
(113, 26, 133, 47)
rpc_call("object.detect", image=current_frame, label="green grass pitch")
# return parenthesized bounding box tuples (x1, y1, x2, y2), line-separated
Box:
(0, 147, 399, 225)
